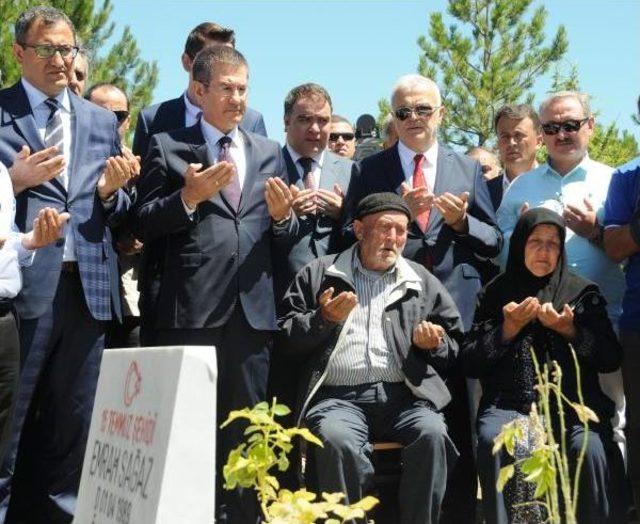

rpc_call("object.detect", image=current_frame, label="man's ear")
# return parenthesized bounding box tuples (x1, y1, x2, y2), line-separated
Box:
(283, 115, 290, 133)
(354, 219, 363, 240)
(181, 53, 192, 74)
(13, 42, 25, 64)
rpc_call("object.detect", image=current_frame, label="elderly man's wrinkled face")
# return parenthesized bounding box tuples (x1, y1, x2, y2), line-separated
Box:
(392, 84, 444, 152)
(524, 224, 562, 277)
(540, 97, 593, 170)
(354, 211, 409, 271)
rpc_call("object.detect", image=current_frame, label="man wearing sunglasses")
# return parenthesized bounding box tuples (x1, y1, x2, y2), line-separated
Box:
(328, 114, 356, 159)
(497, 92, 628, 475)
(342, 73, 501, 523)
(0, 6, 134, 522)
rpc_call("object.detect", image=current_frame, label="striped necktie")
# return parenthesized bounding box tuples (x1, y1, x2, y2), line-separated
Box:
(44, 98, 64, 153)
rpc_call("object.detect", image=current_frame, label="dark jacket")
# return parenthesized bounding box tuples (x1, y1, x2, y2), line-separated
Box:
(462, 285, 622, 423)
(277, 245, 465, 423)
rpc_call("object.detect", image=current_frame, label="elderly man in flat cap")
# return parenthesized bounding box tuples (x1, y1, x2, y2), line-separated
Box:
(277, 192, 463, 524)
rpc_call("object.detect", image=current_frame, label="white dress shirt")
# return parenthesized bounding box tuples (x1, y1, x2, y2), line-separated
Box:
(0, 163, 34, 298)
(397, 139, 439, 191)
(21, 78, 75, 261)
(285, 143, 325, 189)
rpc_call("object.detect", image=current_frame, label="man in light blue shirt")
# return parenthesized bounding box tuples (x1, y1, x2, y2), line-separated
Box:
(496, 90, 627, 455)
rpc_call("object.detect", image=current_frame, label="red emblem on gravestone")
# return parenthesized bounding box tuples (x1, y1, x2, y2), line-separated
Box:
(124, 360, 142, 407)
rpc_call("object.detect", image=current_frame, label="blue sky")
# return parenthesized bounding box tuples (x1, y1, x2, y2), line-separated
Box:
(109, 0, 640, 146)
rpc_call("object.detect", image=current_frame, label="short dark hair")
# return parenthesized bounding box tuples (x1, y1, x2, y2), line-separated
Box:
(284, 83, 332, 118)
(192, 46, 247, 85)
(493, 104, 541, 133)
(85, 83, 129, 107)
(15, 5, 75, 43)
(184, 22, 236, 59)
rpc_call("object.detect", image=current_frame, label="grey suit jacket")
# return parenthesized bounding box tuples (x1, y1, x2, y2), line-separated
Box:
(273, 148, 357, 299)
(0, 82, 129, 321)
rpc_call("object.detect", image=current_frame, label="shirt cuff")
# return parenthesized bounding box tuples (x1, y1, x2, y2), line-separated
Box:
(101, 192, 118, 211)
(5, 234, 35, 267)
(181, 195, 197, 217)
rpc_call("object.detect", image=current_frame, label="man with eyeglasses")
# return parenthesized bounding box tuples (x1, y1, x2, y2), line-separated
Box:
(342, 73, 501, 523)
(497, 92, 628, 473)
(0, 6, 133, 521)
(486, 104, 542, 212)
(133, 45, 294, 523)
(328, 114, 356, 159)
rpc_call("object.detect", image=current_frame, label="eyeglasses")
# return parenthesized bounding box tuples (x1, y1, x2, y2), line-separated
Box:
(541, 118, 589, 136)
(329, 132, 355, 142)
(113, 110, 129, 124)
(394, 105, 440, 121)
(19, 42, 79, 60)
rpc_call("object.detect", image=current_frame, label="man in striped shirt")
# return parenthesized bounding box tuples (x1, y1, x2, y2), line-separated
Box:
(278, 192, 464, 524)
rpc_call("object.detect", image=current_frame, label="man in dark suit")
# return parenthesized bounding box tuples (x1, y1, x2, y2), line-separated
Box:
(486, 103, 542, 211)
(0, 6, 132, 521)
(132, 22, 266, 161)
(343, 74, 502, 523)
(132, 22, 267, 347)
(133, 45, 292, 524)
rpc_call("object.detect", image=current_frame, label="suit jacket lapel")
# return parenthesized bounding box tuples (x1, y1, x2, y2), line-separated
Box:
(425, 145, 453, 232)
(3, 82, 66, 203)
(282, 146, 303, 188)
(187, 125, 234, 218)
(388, 144, 405, 194)
(67, 94, 86, 202)
(238, 129, 257, 215)
(319, 152, 339, 190)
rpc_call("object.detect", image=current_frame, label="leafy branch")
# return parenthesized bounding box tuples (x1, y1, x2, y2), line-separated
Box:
(222, 398, 378, 523)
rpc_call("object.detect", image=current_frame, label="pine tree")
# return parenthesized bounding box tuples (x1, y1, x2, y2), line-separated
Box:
(0, 0, 158, 144)
(416, 0, 568, 147)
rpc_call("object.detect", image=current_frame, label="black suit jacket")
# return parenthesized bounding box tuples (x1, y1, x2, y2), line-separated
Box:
(133, 124, 289, 331)
(343, 142, 502, 329)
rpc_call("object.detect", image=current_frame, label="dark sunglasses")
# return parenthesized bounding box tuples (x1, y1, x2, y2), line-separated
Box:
(329, 132, 355, 142)
(541, 117, 589, 135)
(19, 42, 79, 60)
(394, 104, 440, 121)
(113, 110, 129, 124)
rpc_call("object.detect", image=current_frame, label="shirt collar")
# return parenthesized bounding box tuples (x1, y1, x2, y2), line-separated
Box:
(21, 78, 70, 113)
(183, 91, 201, 120)
(200, 117, 240, 148)
(545, 154, 591, 179)
(397, 139, 438, 168)
(285, 143, 325, 170)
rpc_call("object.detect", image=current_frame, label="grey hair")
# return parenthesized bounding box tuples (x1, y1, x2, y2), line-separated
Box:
(192, 45, 248, 85)
(391, 74, 441, 108)
(539, 91, 592, 119)
(331, 114, 353, 128)
(15, 6, 75, 43)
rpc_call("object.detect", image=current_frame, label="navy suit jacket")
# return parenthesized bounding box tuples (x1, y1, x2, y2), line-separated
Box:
(344, 142, 502, 329)
(274, 147, 357, 298)
(132, 95, 267, 161)
(0, 82, 129, 321)
(133, 124, 289, 331)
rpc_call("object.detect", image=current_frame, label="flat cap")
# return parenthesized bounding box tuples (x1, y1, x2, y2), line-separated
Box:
(355, 192, 411, 221)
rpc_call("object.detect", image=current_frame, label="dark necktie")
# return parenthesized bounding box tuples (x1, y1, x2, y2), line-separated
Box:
(44, 98, 64, 153)
(298, 157, 315, 190)
(218, 136, 241, 210)
(412, 153, 430, 232)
